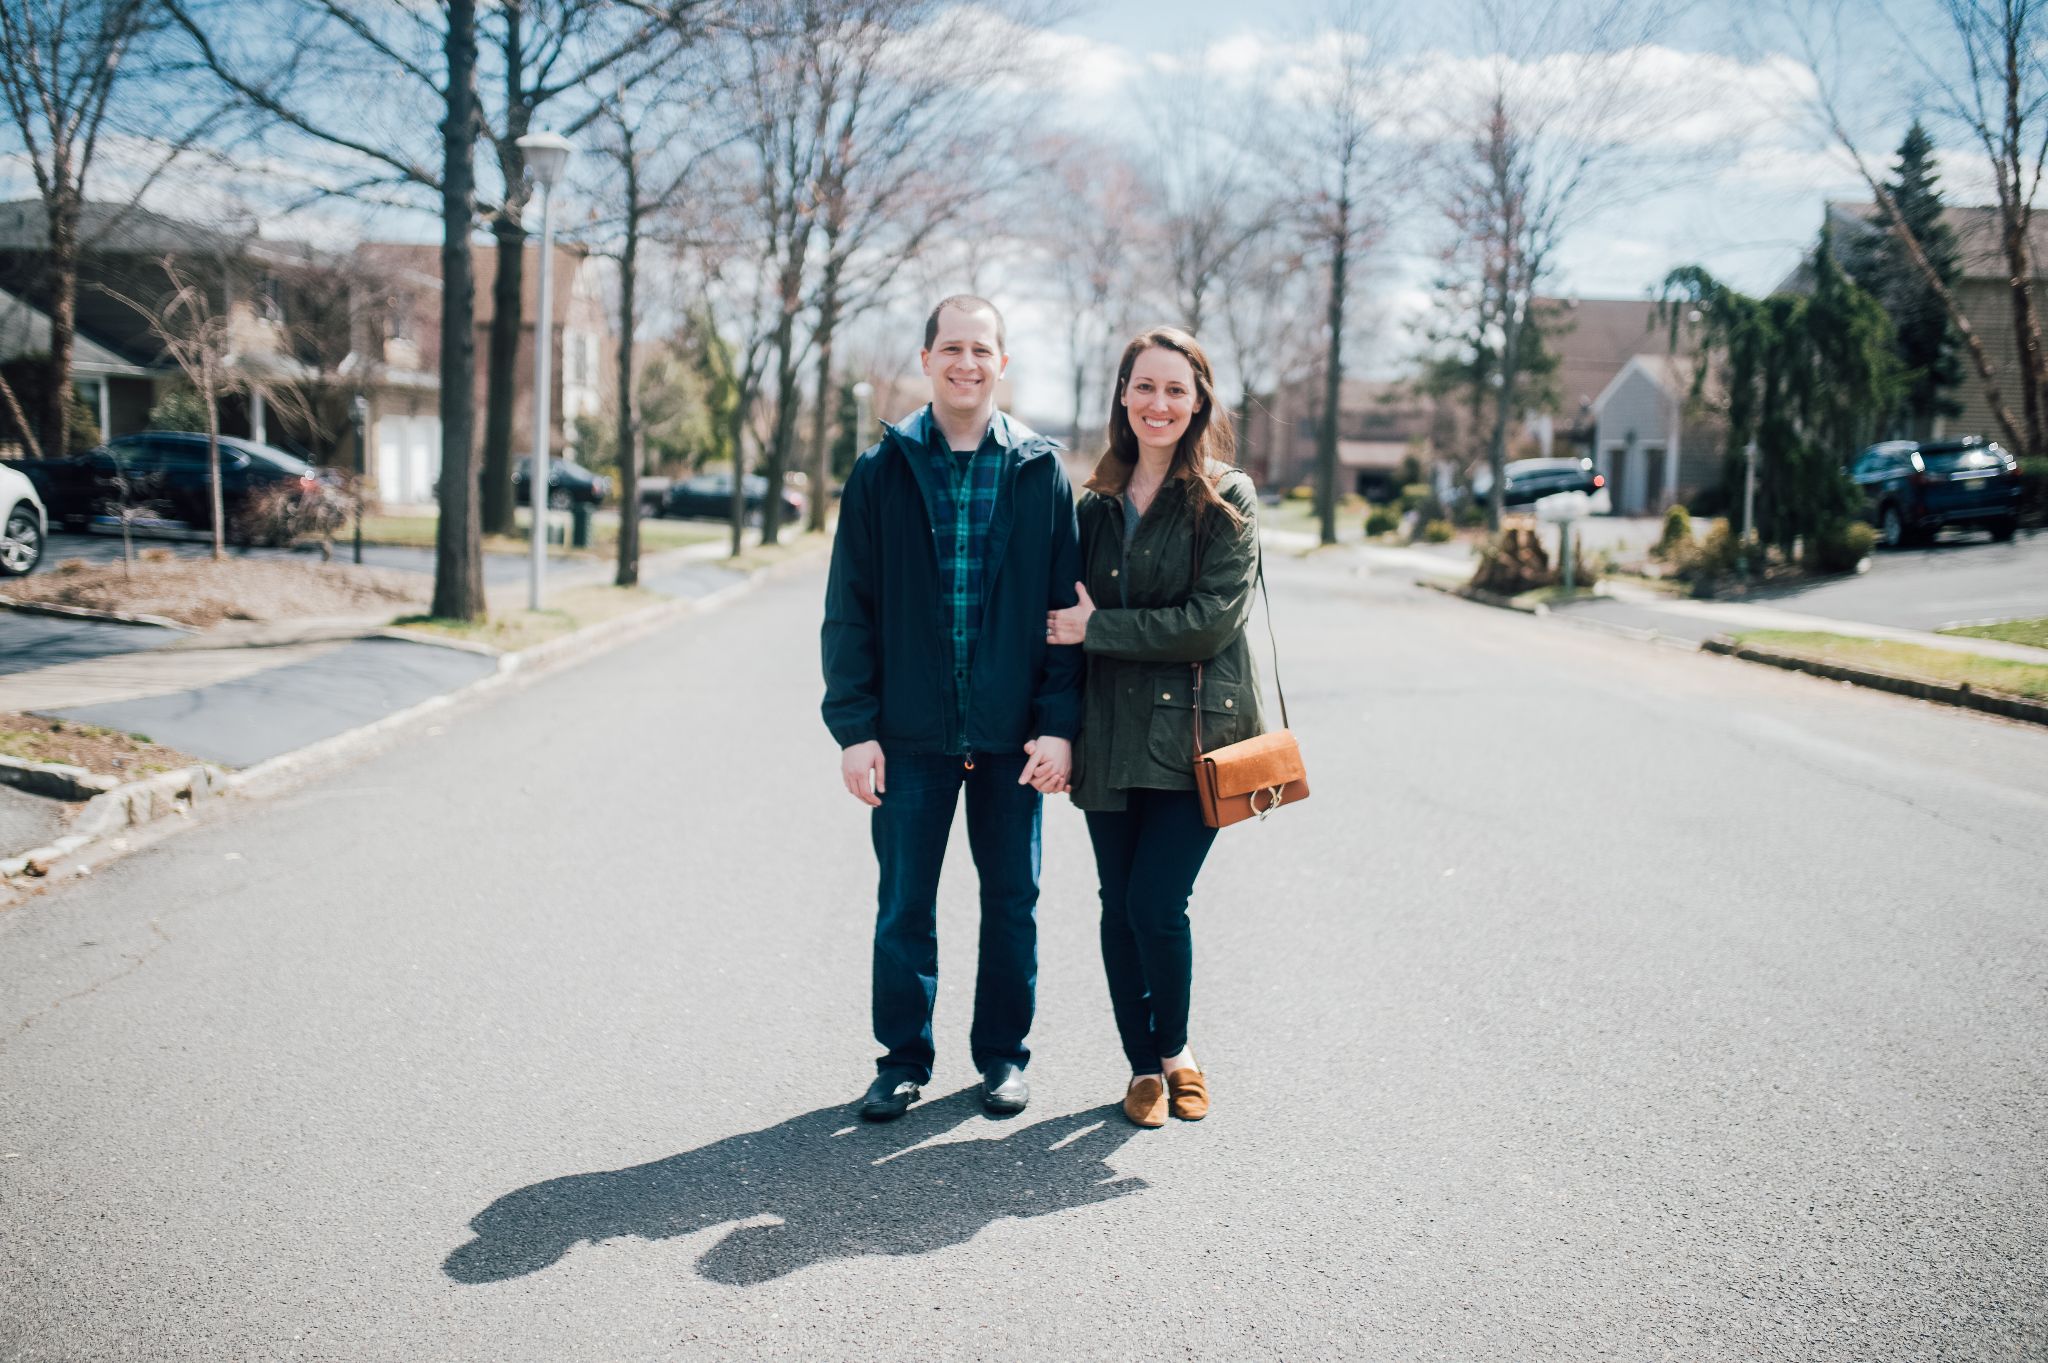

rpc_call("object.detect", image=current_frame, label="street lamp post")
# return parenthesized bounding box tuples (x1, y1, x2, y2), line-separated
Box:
(350, 393, 368, 566)
(517, 130, 574, 612)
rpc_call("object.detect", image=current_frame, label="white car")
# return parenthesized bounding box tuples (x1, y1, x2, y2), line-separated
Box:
(1, 462, 48, 576)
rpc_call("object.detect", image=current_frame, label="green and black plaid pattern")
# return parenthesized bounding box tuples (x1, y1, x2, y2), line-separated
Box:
(928, 430, 1003, 752)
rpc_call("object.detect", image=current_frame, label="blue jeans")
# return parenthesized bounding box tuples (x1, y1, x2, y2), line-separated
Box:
(870, 749, 1041, 1083)
(1085, 787, 1218, 1074)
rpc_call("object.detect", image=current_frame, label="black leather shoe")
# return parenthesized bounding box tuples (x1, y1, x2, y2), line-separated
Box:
(980, 1062, 1029, 1115)
(859, 1071, 921, 1122)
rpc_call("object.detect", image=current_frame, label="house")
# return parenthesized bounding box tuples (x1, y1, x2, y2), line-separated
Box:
(359, 240, 611, 505)
(0, 200, 435, 489)
(1798, 200, 2048, 443)
(1587, 353, 1727, 515)
(1239, 376, 1451, 498)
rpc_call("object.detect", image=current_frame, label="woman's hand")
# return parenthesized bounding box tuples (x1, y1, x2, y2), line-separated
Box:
(1046, 582, 1095, 646)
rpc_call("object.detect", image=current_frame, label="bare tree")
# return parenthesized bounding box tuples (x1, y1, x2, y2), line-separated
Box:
(1291, 4, 1393, 545)
(1791, 0, 2048, 459)
(0, 0, 226, 460)
(1436, 0, 1690, 530)
(167, 0, 492, 617)
(1143, 63, 1280, 339)
(1035, 135, 1153, 447)
(101, 256, 306, 559)
(474, 1, 708, 539)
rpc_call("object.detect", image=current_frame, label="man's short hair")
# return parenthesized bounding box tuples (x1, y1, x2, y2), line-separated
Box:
(924, 295, 1006, 354)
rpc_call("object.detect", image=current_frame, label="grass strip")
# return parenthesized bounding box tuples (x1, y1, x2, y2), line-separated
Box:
(1938, 616, 2048, 650)
(1733, 629, 2048, 701)
(393, 583, 665, 653)
(358, 513, 725, 558)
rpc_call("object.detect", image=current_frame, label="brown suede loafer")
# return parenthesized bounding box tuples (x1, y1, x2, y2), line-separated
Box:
(1123, 1074, 1168, 1128)
(1166, 1067, 1209, 1121)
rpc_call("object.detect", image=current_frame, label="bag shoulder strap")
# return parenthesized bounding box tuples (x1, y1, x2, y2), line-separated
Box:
(1190, 503, 1290, 760)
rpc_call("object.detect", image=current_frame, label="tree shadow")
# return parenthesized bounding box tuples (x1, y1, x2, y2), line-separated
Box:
(443, 1091, 1145, 1287)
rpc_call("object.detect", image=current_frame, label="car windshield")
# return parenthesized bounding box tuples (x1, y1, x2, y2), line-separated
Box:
(1923, 447, 2001, 474)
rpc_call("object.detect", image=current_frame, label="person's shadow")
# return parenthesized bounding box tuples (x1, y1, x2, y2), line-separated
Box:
(443, 1092, 1145, 1287)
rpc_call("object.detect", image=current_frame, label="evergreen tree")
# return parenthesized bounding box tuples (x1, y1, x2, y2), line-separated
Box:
(1661, 226, 1900, 555)
(1843, 121, 1962, 437)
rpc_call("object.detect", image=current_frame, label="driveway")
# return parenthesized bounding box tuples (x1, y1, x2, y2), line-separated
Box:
(1745, 526, 2048, 631)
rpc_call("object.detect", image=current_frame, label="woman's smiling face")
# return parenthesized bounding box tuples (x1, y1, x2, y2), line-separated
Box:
(1122, 345, 1201, 456)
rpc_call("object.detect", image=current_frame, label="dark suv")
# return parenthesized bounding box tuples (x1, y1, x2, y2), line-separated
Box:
(1850, 439, 2021, 547)
(15, 431, 332, 536)
(1469, 456, 1606, 508)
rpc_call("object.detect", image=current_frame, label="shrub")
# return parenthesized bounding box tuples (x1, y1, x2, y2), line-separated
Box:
(233, 476, 361, 549)
(1652, 504, 1693, 560)
(1454, 499, 1486, 528)
(1667, 518, 1743, 587)
(1803, 518, 1877, 574)
(1422, 518, 1454, 543)
(1284, 483, 1315, 501)
(1364, 506, 1399, 537)
(147, 386, 211, 434)
(1396, 482, 1433, 513)
(2021, 456, 2048, 526)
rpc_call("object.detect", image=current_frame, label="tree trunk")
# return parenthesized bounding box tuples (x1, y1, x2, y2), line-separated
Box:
(727, 394, 749, 560)
(1488, 292, 1523, 532)
(1317, 196, 1347, 547)
(41, 183, 80, 459)
(0, 370, 42, 459)
(806, 266, 840, 536)
(482, 211, 527, 536)
(760, 316, 801, 549)
(206, 383, 224, 561)
(432, 0, 484, 621)
(614, 165, 641, 588)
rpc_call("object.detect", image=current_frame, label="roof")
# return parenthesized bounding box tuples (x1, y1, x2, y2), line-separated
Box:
(0, 286, 159, 376)
(1812, 200, 2048, 284)
(1591, 352, 1693, 414)
(1537, 296, 1697, 418)
(0, 200, 319, 268)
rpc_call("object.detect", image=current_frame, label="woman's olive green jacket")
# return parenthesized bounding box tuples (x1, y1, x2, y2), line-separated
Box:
(1071, 469, 1264, 813)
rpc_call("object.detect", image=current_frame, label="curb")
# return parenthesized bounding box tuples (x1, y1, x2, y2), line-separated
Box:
(1701, 635, 2048, 728)
(0, 595, 192, 631)
(1416, 579, 1543, 615)
(4, 538, 831, 894)
(0, 753, 122, 801)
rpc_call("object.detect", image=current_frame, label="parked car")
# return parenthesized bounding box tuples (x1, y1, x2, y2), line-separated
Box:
(513, 455, 611, 510)
(1850, 438, 2022, 547)
(0, 462, 47, 576)
(1469, 456, 1607, 508)
(12, 431, 334, 540)
(657, 472, 805, 525)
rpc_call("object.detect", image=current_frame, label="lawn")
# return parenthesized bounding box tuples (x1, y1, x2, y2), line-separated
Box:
(1733, 629, 2048, 700)
(1939, 616, 2048, 650)
(392, 583, 666, 653)
(359, 510, 726, 558)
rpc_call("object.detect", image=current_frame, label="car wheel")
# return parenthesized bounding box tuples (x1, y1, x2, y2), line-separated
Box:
(1879, 504, 1904, 548)
(0, 507, 43, 576)
(1991, 517, 2019, 542)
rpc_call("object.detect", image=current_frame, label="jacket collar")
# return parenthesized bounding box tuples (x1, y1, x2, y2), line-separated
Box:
(883, 404, 1051, 459)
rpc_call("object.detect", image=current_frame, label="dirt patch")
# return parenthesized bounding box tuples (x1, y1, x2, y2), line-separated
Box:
(0, 712, 206, 778)
(2, 555, 429, 629)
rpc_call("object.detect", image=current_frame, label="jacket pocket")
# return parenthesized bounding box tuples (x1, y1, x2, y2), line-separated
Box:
(1146, 674, 1253, 769)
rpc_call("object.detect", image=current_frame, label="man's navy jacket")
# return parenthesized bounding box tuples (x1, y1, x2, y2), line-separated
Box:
(821, 406, 1083, 756)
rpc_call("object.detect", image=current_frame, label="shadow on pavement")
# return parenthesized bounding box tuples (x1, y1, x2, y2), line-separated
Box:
(443, 1091, 1145, 1287)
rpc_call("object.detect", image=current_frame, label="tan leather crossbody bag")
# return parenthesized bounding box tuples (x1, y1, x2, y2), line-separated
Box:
(1191, 543, 1309, 828)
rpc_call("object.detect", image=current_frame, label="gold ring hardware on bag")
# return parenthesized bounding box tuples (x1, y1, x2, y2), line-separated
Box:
(1250, 785, 1285, 821)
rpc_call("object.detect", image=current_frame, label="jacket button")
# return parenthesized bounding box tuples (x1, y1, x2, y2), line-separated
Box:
(1110, 569, 1118, 577)
(1162, 692, 1171, 700)
(1224, 698, 1233, 707)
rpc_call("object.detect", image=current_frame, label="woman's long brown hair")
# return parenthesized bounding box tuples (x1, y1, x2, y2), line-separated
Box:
(1084, 325, 1246, 530)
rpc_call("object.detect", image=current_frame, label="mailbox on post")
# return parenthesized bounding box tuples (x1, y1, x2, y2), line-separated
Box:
(1535, 490, 1592, 592)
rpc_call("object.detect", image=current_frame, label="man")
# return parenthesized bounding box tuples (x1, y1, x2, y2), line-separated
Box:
(822, 295, 1082, 1122)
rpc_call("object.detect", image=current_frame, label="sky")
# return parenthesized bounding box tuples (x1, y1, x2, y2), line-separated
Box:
(0, 0, 1964, 429)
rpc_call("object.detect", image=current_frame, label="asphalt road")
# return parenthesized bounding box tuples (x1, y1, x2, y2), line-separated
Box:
(2, 552, 2044, 1361)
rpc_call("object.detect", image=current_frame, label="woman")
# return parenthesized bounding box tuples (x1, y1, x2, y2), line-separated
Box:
(1045, 326, 1263, 1129)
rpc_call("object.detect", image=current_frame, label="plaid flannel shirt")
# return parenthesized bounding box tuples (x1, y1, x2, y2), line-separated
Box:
(928, 422, 1004, 753)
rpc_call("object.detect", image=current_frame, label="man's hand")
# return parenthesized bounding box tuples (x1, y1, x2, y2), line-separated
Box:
(1019, 736, 1072, 794)
(1045, 583, 1094, 646)
(841, 740, 886, 807)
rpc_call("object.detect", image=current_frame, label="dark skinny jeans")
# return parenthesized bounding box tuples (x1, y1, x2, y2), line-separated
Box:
(1084, 787, 1219, 1075)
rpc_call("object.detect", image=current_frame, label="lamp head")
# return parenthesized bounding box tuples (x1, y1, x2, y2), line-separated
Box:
(516, 130, 574, 189)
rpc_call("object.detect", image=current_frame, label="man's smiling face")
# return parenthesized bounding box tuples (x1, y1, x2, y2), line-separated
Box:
(920, 303, 1007, 422)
